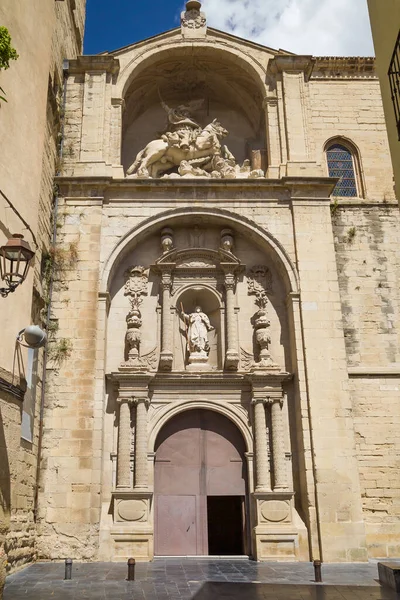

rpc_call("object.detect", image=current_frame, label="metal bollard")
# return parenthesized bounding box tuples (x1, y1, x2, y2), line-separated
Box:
(64, 558, 73, 580)
(313, 559, 322, 583)
(127, 557, 136, 581)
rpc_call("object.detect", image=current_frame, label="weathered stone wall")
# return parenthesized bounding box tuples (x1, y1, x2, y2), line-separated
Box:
(309, 78, 395, 202)
(0, 0, 86, 587)
(35, 199, 102, 561)
(332, 202, 400, 556)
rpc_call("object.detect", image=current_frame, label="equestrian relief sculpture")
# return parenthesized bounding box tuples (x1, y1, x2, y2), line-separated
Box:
(126, 99, 265, 180)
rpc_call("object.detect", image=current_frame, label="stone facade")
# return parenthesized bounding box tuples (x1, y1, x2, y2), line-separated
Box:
(6, 0, 398, 568)
(367, 0, 400, 200)
(0, 0, 86, 593)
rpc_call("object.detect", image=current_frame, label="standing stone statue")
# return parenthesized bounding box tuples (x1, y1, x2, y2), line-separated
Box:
(181, 306, 214, 367)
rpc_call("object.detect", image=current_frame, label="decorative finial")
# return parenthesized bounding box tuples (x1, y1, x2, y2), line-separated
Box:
(186, 0, 201, 9)
(181, 0, 207, 38)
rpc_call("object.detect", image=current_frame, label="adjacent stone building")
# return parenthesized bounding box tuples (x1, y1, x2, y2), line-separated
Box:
(367, 0, 400, 199)
(2, 0, 400, 573)
(0, 0, 85, 593)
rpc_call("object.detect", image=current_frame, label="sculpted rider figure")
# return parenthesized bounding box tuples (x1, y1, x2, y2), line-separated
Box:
(160, 100, 202, 150)
(181, 305, 214, 355)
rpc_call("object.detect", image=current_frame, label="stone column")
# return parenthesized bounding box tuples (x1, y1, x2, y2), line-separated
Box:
(224, 270, 239, 370)
(134, 398, 149, 489)
(270, 396, 288, 490)
(117, 398, 132, 489)
(159, 270, 173, 370)
(252, 398, 271, 492)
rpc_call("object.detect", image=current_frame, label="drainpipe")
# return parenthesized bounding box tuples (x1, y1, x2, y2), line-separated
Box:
(33, 59, 69, 523)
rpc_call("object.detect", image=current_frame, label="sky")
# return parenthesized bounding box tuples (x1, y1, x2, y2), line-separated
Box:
(84, 0, 374, 57)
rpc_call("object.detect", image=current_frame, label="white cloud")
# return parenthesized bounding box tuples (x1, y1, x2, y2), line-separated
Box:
(199, 0, 374, 56)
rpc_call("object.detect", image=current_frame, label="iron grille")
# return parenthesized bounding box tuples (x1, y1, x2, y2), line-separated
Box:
(326, 144, 357, 197)
(389, 30, 400, 140)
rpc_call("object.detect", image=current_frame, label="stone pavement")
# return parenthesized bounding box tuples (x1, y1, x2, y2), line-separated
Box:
(4, 559, 400, 600)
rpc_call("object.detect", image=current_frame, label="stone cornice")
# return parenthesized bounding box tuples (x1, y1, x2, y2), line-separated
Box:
(67, 55, 120, 75)
(348, 367, 400, 377)
(312, 56, 376, 79)
(268, 55, 315, 80)
(56, 175, 340, 202)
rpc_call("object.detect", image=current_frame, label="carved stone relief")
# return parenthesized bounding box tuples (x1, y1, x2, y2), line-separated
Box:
(116, 499, 147, 522)
(126, 99, 265, 180)
(260, 500, 290, 523)
(247, 266, 278, 369)
(122, 266, 150, 368)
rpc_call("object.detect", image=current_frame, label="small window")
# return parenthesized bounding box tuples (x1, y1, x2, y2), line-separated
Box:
(326, 143, 358, 197)
(388, 29, 400, 140)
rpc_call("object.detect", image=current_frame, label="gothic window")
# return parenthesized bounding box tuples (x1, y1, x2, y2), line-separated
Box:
(326, 142, 359, 197)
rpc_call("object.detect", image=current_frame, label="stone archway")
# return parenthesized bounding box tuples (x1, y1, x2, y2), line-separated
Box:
(154, 408, 248, 557)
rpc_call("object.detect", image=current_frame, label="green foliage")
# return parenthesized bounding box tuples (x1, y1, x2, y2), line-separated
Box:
(0, 26, 19, 103)
(347, 227, 356, 243)
(0, 26, 18, 69)
(330, 198, 339, 216)
(48, 337, 73, 364)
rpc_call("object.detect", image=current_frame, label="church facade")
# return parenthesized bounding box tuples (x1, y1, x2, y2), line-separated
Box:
(37, 2, 400, 563)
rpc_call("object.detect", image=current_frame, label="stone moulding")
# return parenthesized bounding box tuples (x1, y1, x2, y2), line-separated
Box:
(0, 375, 25, 402)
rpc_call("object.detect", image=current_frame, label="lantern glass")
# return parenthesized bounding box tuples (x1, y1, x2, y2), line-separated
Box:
(0, 234, 35, 287)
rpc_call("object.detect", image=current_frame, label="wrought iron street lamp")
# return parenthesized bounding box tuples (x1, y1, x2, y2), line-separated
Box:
(0, 234, 35, 298)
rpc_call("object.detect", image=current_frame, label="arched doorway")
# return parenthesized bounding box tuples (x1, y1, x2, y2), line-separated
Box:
(154, 409, 248, 557)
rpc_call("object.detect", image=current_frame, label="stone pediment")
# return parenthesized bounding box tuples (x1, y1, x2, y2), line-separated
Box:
(106, 26, 293, 62)
(154, 248, 242, 272)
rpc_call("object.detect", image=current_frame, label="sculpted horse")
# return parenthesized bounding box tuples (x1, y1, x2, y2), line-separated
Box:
(126, 119, 230, 179)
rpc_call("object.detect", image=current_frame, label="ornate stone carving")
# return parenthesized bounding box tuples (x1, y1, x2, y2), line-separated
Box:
(220, 229, 234, 253)
(181, 0, 207, 38)
(240, 347, 254, 370)
(125, 266, 148, 302)
(161, 228, 174, 254)
(117, 499, 147, 522)
(248, 265, 273, 300)
(182, 8, 206, 29)
(123, 267, 149, 368)
(126, 100, 265, 180)
(190, 225, 205, 248)
(248, 266, 277, 369)
(260, 500, 290, 523)
(181, 306, 214, 369)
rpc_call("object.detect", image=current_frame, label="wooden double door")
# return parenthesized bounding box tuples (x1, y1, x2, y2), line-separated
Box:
(154, 409, 247, 556)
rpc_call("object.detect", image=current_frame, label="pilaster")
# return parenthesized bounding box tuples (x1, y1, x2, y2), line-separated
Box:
(289, 180, 368, 561)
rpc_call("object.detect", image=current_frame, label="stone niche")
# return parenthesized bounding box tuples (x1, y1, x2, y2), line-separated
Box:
(121, 48, 267, 177)
(106, 221, 290, 375)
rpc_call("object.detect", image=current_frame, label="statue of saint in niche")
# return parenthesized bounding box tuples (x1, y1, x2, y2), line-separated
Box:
(181, 305, 214, 356)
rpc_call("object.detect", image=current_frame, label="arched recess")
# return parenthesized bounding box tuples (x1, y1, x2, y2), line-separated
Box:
(117, 40, 267, 103)
(116, 41, 269, 170)
(148, 399, 253, 455)
(100, 207, 299, 297)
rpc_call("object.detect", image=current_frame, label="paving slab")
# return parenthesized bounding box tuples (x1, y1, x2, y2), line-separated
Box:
(4, 559, 400, 600)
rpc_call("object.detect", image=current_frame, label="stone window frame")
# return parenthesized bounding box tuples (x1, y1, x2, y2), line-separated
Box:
(324, 137, 365, 199)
